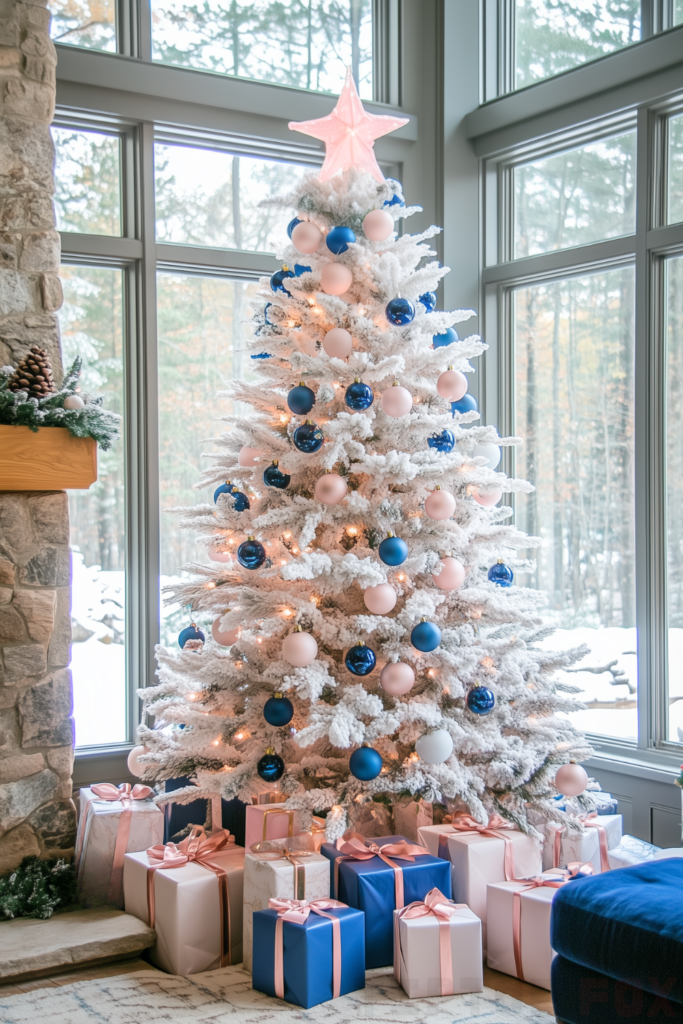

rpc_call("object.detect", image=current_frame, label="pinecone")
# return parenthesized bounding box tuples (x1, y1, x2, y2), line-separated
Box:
(7, 346, 56, 397)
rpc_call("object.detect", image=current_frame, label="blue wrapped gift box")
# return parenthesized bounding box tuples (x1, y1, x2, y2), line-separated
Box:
(320, 834, 452, 968)
(252, 905, 365, 1008)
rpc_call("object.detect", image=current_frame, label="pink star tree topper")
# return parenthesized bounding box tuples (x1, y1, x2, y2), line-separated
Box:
(288, 68, 409, 183)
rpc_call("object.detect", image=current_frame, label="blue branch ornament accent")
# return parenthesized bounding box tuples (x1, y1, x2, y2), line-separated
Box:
(419, 291, 437, 311)
(287, 382, 315, 414)
(263, 460, 290, 489)
(213, 480, 237, 503)
(386, 297, 415, 325)
(345, 641, 377, 676)
(466, 682, 496, 715)
(257, 747, 285, 782)
(349, 744, 382, 780)
(488, 559, 514, 587)
(345, 378, 374, 410)
(287, 217, 301, 238)
(230, 489, 250, 512)
(433, 327, 459, 349)
(263, 693, 294, 727)
(237, 536, 266, 570)
(293, 420, 324, 453)
(378, 532, 408, 566)
(451, 394, 478, 416)
(326, 226, 356, 254)
(428, 430, 455, 453)
(411, 618, 441, 652)
(178, 623, 205, 648)
(270, 266, 294, 294)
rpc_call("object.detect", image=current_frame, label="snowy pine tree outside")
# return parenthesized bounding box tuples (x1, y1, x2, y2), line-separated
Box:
(133, 74, 597, 837)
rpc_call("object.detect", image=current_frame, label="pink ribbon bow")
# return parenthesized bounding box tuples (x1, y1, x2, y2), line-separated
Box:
(76, 782, 153, 904)
(552, 812, 610, 873)
(394, 887, 468, 996)
(437, 812, 519, 881)
(145, 826, 237, 966)
(333, 832, 429, 908)
(268, 897, 348, 1000)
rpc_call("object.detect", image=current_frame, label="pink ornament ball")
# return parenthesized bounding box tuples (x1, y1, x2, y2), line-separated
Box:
(472, 487, 503, 508)
(380, 661, 415, 696)
(362, 209, 394, 242)
(127, 745, 150, 778)
(323, 327, 353, 358)
(425, 489, 456, 520)
(282, 630, 318, 667)
(212, 616, 240, 646)
(381, 385, 412, 418)
(554, 761, 589, 797)
(320, 263, 353, 296)
(364, 583, 397, 614)
(291, 220, 322, 254)
(238, 446, 263, 467)
(208, 547, 232, 563)
(315, 473, 348, 504)
(433, 556, 466, 591)
(437, 369, 468, 401)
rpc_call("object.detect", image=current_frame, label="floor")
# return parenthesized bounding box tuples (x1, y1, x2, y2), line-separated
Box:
(0, 957, 555, 1015)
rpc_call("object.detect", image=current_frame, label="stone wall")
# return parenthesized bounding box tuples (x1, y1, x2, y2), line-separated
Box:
(0, 0, 75, 873)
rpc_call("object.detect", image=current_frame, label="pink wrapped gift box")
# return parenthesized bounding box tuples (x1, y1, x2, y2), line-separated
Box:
(244, 802, 304, 849)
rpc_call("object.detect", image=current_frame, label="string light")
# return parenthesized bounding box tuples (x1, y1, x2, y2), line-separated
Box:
(307, 296, 316, 306)
(206, 581, 216, 589)
(292, 546, 299, 554)
(256, 637, 263, 643)
(235, 732, 244, 740)
(228, 538, 235, 545)
(212, 739, 221, 746)
(280, 414, 289, 424)
(280, 559, 287, 565)
(397, 572, 405, 582)
(481, 656, 495, 671)
(346, 526, 358, 537)
(235, 661, 243, 668)
(282, 608, 293, 617)
(187, 692, 198, 701)
(427, 669, 436, 678)
(283, 531, 292, 540)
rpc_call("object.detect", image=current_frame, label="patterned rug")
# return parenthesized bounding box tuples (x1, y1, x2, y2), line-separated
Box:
(0, 966, 553, 1024)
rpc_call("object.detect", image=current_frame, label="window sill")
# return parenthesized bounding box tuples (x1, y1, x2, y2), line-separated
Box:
(73, 745, 135, 788)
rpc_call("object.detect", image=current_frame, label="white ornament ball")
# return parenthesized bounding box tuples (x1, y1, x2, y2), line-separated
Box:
(415, 729, 454, 765)
(323, 327, 353, 358)
(554, 762, 589, 797)
(472, 442, 501, 469)
(433, 556, 466, 591)
(362, 208, 394, 241)
(380, 661, 415, 696)
(64, 394, 85, 410)
(472, 487, 503, 507)
(320, 263, 353, 295)
(291, 220, 322, 254)
(364, 583, 397, 615)
(282, 630, 318, 667)
(238, 446, 263, 467)
(315, 473, 347, 504)
(212, 616, 239, 646)
(381, 385, 412, 418)
(424, 489, 456, 521)
(436, 369, 468, 401)
(127, 745, 150, 778)
(208, 547, 232, 563)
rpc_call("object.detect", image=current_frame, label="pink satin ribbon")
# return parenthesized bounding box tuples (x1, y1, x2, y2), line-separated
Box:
(268, 897, 348, 1000)
(333, 832, 429, 908)
(145, 826, 237, 966)
(436, 813, 518, 881)
(394, 887, 468, 996)
(81, 783, 153, 904)
(552, 812, 610, 873)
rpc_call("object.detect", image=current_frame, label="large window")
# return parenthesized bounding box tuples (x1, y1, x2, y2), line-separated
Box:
(666, 255, 683, 742)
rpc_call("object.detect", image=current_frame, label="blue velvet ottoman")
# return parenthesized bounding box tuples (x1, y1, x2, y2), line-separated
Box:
(550, 859, 683, 1024)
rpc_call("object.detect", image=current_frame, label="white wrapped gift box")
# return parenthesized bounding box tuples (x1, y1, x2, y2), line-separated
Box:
(243, 848, 331, 972)
(75, 785, 164, 908)
(394, 896, 483, 998)
(486, 872, 566, 990)
(608, 834, 661, 868)
(123, 837, 245, 975)
(542, 814, 622, 873)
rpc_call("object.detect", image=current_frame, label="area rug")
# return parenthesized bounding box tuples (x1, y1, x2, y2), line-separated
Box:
(0, 965, 553, 1024)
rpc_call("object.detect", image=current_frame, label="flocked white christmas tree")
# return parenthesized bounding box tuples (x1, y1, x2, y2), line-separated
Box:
(131, 70, 593, 840)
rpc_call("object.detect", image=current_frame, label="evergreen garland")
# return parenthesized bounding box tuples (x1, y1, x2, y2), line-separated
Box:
(0, 856, 78, 920)
(0, 357, 120, 450)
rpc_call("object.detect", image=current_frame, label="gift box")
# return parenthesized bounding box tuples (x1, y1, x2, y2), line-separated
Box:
(608, 833, 662, 868)
(418, 816, 541, 951)
(244, 802, 305, 850)
(542, 814, 622, 873)
(123, 827, 244, 974)
(243, 841, 330, 972)
(252, 898, 365, 1008)
(75, 783, 163, 908)
(486, 871, 567, 990)
(394, 887, 483, 998)
(393, 799, 433, 842)
(321, 833, 451, 969)
(163, 775, 249, 846)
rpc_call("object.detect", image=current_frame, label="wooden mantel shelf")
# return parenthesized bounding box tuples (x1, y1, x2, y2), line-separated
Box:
(0, 425, 97, 491)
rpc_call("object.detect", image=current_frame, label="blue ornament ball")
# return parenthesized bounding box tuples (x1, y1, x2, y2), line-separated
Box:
(294, 264, 311, 276)
(237, 537, 266, 570)
(287, 383, 315, 415)
(378, 534, 408, 566)
(252, 352, 271, 360)
(287, 217, 301, 239)
(433, 327, 459, 348)
(411, 620, 441, 652)
(349, 746, 383, 781)
(263, 694, 294, 727)
(488, 561, 514, 587)
(467, 685, 496, 715)
(345, 643, 377, 676)
(419, 292, 437, 311)
(345, 380, 374, 411)
(293, 421, 324, 453)
(178, 624, 205, 648)
(263, 462, 290, 489)
(257, 749, 285, 782)
(214, 481, 237, 503)
(386, 297, 415, 326)
(231, 490, 250, 512)
(451, 393, 478, 416)
(326, 226, 356, 255)
(428, 430, 455, 453)
(270, 267, 294, 294)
